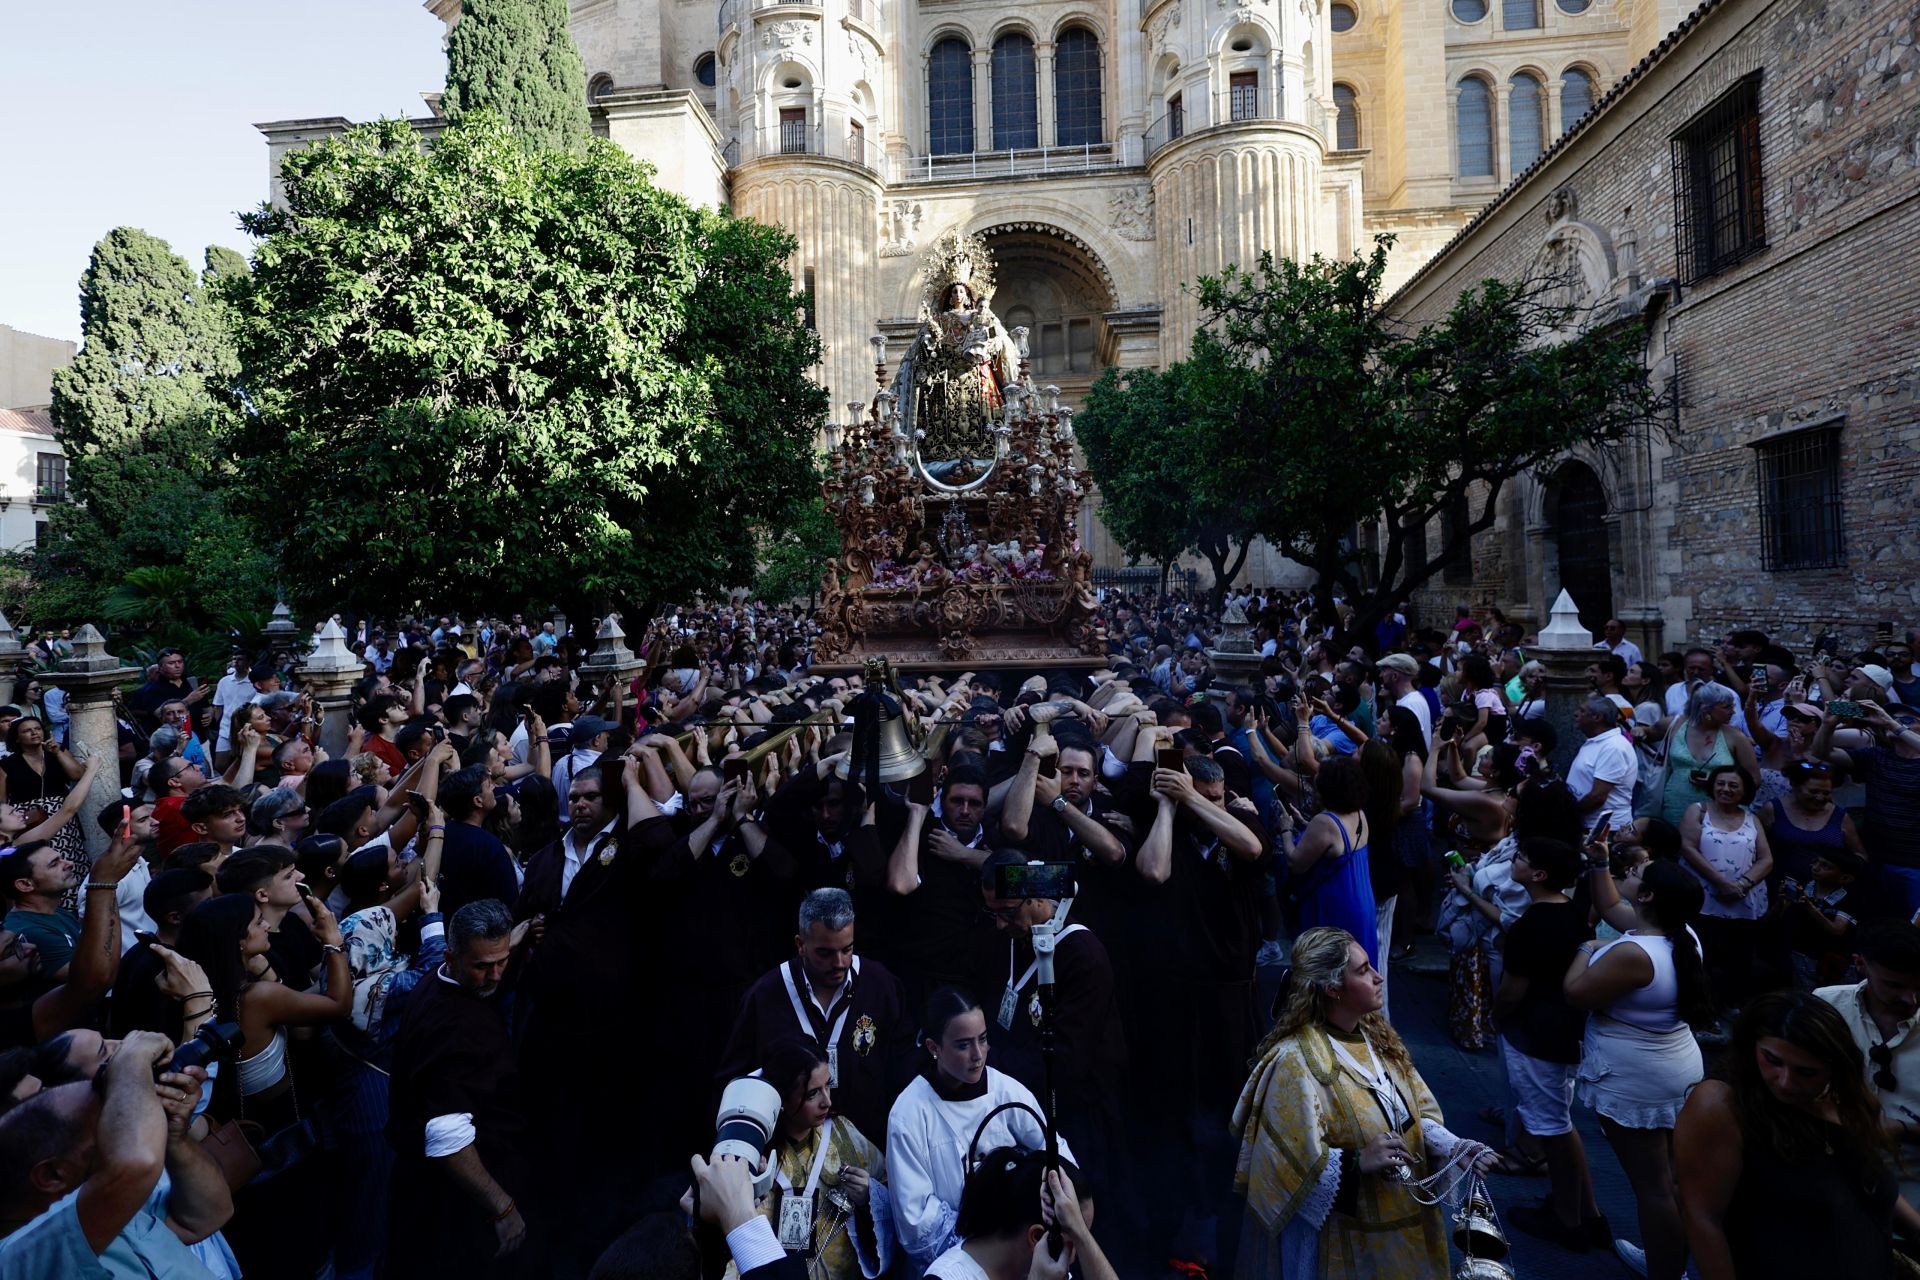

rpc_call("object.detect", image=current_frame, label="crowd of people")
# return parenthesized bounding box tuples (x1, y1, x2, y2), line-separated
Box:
(0, 591, 1916, 1280)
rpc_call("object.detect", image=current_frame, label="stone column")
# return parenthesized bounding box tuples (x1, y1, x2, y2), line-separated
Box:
(0, 612, 25, 705)
(1530, 589, 1597, 778)
(297, 620, 366, 763)
(47, 625, 141, 861)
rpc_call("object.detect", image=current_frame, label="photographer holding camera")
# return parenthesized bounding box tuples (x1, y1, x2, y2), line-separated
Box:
(0, 1030, 232, 1277)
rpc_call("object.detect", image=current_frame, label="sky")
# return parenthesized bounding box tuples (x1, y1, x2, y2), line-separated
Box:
(0, 1, 450, 343)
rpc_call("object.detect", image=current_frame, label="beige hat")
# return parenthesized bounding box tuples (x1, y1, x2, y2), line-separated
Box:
(1860, 664, 1895, 690)
(1378, 654, 1420, 677)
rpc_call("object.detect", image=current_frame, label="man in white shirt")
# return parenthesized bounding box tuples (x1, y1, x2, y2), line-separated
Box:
(551, 715, 617, 807)
(1663, 648, 1749, 735)
(1595, 619, 1644, 669)
(1817, 923, 1920, 1207)
(1568, 696, 1640, 834)
(1377, 653, 1432, 746)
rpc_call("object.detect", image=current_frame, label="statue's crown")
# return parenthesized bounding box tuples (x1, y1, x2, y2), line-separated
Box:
(922, 230, 995, 309)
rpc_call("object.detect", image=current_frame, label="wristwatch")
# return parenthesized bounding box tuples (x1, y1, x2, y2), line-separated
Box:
(1050, 795, 1069, 813)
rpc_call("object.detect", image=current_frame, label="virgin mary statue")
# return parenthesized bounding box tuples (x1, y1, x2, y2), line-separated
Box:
(890, 231, 1020, 487)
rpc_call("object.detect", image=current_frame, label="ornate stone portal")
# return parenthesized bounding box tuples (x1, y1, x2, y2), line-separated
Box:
(815, 233, 1103, 669)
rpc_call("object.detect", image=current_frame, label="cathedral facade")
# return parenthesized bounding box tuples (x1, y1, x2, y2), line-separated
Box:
(265, 0, 1691, 571)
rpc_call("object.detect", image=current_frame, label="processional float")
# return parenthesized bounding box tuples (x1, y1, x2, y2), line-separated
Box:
(814, 231, 1104, 670)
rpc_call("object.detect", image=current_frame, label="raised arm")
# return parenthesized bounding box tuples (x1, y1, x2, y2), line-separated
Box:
(888, 801, 929, 896)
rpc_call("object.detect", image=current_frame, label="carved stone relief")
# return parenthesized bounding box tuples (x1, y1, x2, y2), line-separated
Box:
(1108, 186, 1156, 241)
(879, 200, 925, 257)
(764, 21, 813, 51)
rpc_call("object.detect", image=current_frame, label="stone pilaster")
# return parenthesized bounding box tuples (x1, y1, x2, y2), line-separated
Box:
(0, 612, 25, 706)
(46, 626, 141, 860)
(297, 620, 366, 763)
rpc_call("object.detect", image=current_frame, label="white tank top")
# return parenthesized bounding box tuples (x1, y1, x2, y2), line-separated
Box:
(1594, 931, 1696, 1035)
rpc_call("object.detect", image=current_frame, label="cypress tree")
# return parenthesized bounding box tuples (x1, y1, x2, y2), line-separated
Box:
(442, 0, 594, 153)
(45, 228, 239, 593)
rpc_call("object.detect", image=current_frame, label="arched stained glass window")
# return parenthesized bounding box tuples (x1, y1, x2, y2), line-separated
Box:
(1561, 67, 1594, 128)
(1332, 83, 1360, 149)
(928, 38, 975, 155)
(1054, 27, 1104, 146)
(1457, 77, 1494, 176)
(1509, 72, 1544, 172)
(991, 33, 1038, 150)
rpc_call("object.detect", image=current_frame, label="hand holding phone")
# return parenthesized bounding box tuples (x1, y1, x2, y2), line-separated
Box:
(406, 790, 431, 818)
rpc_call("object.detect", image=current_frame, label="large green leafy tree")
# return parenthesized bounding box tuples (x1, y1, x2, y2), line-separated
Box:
(226, 115, 822, 620)
(1085, 237, 1662, 637)
(40, 229, 270, 627)
(1078, 360, 1265, 600)
(443, 0, 593, 153)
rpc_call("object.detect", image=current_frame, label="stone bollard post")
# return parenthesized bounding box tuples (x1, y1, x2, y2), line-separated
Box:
(262, 601, 300, 673)
(580, 613, 647, 708)
(1530, 589, 1598, 778)
(297, 619, 367, 764)
(0, 612, 25, 706)
(46, 625, 142, 862)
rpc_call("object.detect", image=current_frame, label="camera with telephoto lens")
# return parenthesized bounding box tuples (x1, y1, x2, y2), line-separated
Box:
(161, 1021, 244, 1076)
(713, 1076, 784, 1196)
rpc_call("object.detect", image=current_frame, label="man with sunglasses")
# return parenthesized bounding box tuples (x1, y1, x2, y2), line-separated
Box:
(1818, 922, 1920, 1208)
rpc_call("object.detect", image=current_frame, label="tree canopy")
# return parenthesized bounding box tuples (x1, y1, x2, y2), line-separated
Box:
(224, 114, 823, 621)
(443, 0, 594, 153)
(1077, 360, 1266, 597)
(1080, 237, 1663, 634)
(40, 228, 271, 627)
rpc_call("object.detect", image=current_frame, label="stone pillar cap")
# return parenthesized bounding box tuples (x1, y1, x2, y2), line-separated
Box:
(1535, 589, 1595, 650)
(300, 618, 364, 678)
(49, 624, 141, 685)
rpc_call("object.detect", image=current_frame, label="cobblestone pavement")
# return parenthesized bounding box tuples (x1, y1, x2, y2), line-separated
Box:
(1380, 939, 1665, 1280)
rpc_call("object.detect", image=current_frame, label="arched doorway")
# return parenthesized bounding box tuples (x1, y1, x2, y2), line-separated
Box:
(976, 223, 1117, 398)
(975, 223, 1120, 559)
(1551, 461, 1613, 633)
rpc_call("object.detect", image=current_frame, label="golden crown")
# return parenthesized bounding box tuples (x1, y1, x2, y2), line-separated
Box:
(921, 230, 996, 310)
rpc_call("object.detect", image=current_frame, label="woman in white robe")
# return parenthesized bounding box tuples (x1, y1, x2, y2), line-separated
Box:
(888, 988, 1075, 1275)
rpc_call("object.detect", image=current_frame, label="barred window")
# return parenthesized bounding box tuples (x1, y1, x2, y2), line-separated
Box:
(991, 33, 1038, 150)
(1333, 83, 1360, 149)
(1229, 71, 1259, 122)
(1504, 0, 1540, 29)
(1169, 92, 1185, 141)
(1456, 77, 1494, 177)
(1054, 27, 1104, 146)
(1754, 424, 1845, 570)
(1509, 73, 1544, 172)
(1561, 67, 1594, 129)
(1672, 72, 1766, 283)
(928, 38, 975, 155)
(779, 107, 807, 154)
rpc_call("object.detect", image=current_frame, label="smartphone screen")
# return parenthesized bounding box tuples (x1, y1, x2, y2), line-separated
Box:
(1156, 745, 1186, 773)
(908, 767, 937, 805)
(722, 756, 750, 782)
(1038, 754, 1058, 780)
(995, 861, 1077, 900)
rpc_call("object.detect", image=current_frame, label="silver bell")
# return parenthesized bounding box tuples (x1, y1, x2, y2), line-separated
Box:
(1455, 1257, 1515, 1280)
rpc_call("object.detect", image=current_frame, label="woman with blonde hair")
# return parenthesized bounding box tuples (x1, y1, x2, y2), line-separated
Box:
(1232, 927, 1496, 1279)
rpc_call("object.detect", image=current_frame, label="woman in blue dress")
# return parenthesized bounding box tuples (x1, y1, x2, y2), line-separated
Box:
(1282, 755, 1380, 965)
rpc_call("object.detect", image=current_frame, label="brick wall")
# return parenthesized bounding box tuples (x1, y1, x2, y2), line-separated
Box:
(1390, 0, 1920, 650)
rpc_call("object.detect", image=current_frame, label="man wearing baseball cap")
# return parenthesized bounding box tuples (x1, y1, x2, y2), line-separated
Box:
(553, 714, 619, 802)
(1378, 652, 1432, 746)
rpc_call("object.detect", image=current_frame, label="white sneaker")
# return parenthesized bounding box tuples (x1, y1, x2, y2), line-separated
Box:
(1613, 1239, 1648, 1277)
